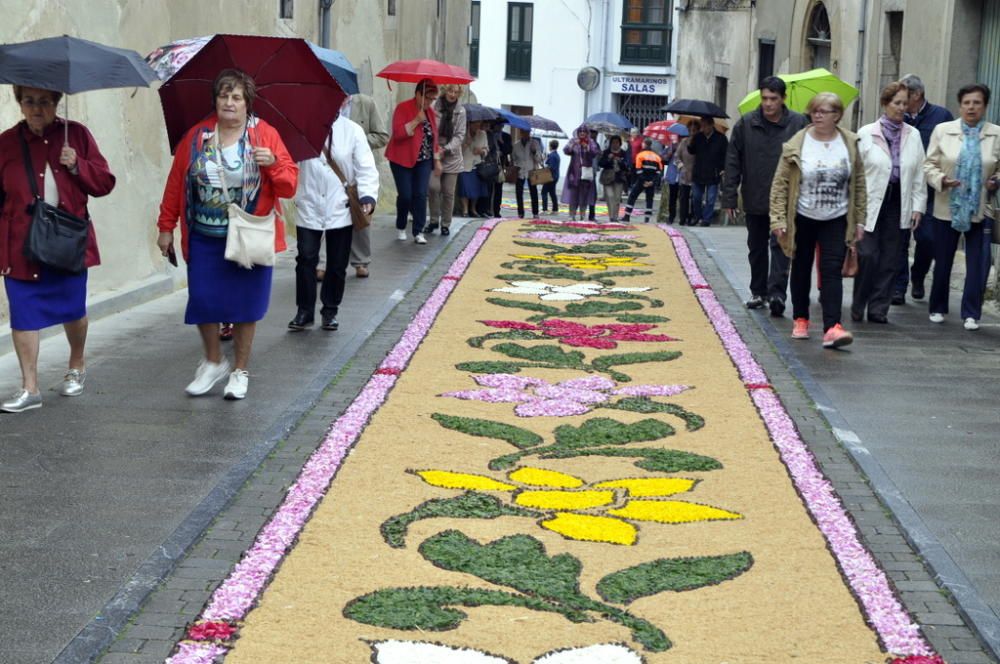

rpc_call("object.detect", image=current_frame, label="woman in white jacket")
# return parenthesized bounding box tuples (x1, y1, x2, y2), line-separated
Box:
(289, 108, 379, 331)
(852, 81, 927, 324)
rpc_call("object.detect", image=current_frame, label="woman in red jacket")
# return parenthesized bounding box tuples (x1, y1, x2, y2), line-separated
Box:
(385, 78, 439, 244)
(0, 86, 116, 413)
(157, 69, 297, 401)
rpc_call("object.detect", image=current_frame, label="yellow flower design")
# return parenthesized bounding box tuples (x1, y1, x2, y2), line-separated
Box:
(413, 467, 742, 546)
(511, 253, 649, 271)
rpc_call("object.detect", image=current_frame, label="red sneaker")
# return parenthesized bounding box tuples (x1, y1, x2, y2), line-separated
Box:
(791, 318, 809, 339)
(822, 323, 853, 348)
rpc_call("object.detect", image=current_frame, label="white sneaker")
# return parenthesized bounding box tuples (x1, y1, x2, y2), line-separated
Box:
(223, 369, 249, 400)
(964, 317, 979, 331)
(185, 359, 231, 396)
(414, 233, 427, 245)
(396, 229, 407, 241)
(928, 313, 944, 323)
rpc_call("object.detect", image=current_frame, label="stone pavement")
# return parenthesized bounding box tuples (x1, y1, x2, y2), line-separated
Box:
(687, 224, 1000, 663)
(0, 215, 473, 664)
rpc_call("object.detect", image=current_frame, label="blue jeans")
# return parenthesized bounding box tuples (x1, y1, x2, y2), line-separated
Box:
(691, 182, 719, 224)
(390, 159, 433, 234)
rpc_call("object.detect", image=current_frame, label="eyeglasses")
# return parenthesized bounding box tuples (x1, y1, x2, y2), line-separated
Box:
(810, 109, 837, 116)
(20, 98, 56, 109)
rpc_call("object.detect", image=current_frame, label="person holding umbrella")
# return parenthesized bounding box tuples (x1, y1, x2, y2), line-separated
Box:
(0, 86, 116, 412)
(427, 84, 466, 236)
(562, 124, 600, 221)
(686, 116, 729, 226)
(385, 78, 439, 244)
(156, 69, 298, 400)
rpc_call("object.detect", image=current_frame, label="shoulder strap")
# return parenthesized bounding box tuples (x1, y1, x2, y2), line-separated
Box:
(18, 128, 41, 200)
(322, 130, 350, 186)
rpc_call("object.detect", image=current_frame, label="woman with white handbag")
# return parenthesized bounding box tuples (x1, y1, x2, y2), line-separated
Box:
(156, 69, 298, 400)
(561, 124, 600, 221)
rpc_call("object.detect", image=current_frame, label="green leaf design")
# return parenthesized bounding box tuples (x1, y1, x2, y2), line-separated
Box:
(381, 492, 539, 548)
(614, 314, 671, 323)
(541, 446, 723, 472)
(455, 361, 526, 374)
(467, 329, 541, 348)
(485, 297, 560, 315)
(596, 552, 754, 604)
(344, 586, 587, 630)
(511, 240, 566, 252)
(604, 291, 665, 308)
(564, 300, 644, 316)
(592, 351, 682, 383)
(607, 398, 705, 431)
(420, 530, 582, 601)
(431, 413, 543, 448)
(563, 243, 641, 254)
(553, 418, 673, 449)
(491, 343, 586, 368)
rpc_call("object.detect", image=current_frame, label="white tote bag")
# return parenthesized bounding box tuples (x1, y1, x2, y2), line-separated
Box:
(213, 129, 275, 270)
(579, 165, 595, 181)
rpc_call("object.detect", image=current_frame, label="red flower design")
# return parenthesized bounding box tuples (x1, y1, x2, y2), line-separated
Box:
(479, 319, 677, 349)
(187, 620, 238, 641)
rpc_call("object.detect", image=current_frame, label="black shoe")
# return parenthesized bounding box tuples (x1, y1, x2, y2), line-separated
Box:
(850, 310, 863, 322)
(699, 221, 712, 227)
(441, 226, 451, 236)
(868, 313, 889, 324)
(890, 293, 905, 305)
(321, 316, 339, 331)
(768, 297, 785, 317)
(425, 222, 439, 234)
(911, 282, 925, 300)
(288, 311, 314, 330)
(745, 295, 766, 309)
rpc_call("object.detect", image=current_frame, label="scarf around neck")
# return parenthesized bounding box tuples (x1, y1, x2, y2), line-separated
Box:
(949, 119, 984, 232)
(879, 115, 903, 183)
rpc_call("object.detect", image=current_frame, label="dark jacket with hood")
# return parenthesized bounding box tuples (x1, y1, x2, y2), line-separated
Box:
(721, 106, 808, 215)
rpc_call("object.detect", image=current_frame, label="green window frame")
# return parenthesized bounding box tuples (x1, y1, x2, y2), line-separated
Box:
(506, 3, 533, 81)
(621, 0, 672, 66)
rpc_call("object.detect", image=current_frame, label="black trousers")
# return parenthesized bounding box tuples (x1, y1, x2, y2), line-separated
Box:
(678, 184, 692, 225)
(295, 225, 352, 318)
(746, 212, 790, 301)
(490, 180, 503, 217)
(623, 181, 656, 220)
(668, 183, 679, 221)
(515, 178, 540, 217)
(790, 214, 847, 332)
(541, 181, 558, 212)
(853, 183, 902, 318)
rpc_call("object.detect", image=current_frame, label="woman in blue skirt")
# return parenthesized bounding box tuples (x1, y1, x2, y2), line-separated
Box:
(0, 86, 116, 413)
(157, 69, 297, 400)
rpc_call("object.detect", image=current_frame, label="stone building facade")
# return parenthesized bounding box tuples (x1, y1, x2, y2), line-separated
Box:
(675, 0, 995, 128)
(0, 0, 469, 323)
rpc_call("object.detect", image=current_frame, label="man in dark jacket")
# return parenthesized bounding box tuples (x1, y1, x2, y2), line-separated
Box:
(687, 118, 728, 226)
(893, 74, 954, 304)
(722, 77, 809, 314)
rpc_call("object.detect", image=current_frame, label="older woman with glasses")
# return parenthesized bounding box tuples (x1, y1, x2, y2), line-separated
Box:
(157, 69, 297, 400)
(0, 86, 116, 413)
(923, 83, 1000, 330)
(770, 92, 867, 349)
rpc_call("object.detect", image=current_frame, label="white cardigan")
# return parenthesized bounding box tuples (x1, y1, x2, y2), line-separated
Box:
(294, 115, 379, 231)
(857, 120, 926, 231)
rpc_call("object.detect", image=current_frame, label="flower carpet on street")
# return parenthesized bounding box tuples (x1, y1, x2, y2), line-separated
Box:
(166, 220, 939, 663)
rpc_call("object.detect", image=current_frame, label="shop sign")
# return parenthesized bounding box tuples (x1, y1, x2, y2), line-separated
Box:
(611, 75, 671, 95)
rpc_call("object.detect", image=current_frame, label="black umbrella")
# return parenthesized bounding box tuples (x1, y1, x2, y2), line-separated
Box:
(464, 102, 500, 122)
(523, 114, 566, 138)
(661, 98, 729, 118)
(0, 35, 157, 141)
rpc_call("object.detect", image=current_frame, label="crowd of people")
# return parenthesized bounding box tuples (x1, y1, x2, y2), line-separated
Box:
(1, 65, 997, 411)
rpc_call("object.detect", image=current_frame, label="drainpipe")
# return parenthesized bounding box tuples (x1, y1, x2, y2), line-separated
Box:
(601, 0, 612, 114)
(319, 0, 334, 48)
(854, 0, 869, 128)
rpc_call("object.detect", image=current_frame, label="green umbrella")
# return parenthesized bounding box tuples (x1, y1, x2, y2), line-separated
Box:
(737, 68, 858, 115)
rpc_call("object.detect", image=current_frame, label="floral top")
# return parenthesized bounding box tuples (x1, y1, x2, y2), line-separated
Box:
(417, 121, 433, 162)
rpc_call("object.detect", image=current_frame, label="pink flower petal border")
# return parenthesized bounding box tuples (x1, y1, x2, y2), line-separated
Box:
(659, 224, 934, 658)
(165, 219, 500, 663)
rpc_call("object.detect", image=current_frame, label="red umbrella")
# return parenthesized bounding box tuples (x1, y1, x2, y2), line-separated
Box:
(643, 119, 680, 144)
(158, 34, 345, 161)
(376, 58, 475, 84)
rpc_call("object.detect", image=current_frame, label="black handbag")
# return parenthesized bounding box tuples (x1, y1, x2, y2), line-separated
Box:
(19, 131, 90, 274)
(475, 160, 500, 182)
